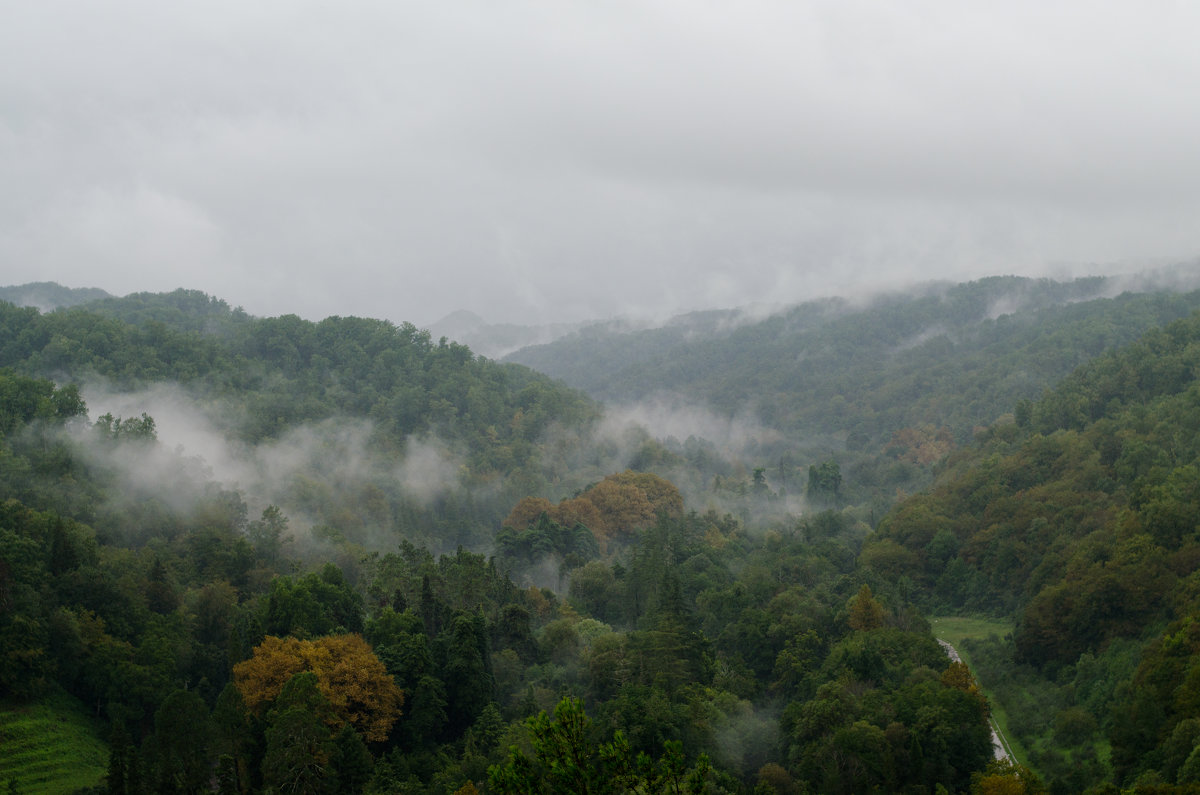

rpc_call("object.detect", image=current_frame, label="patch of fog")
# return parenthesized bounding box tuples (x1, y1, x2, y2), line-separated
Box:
(78, 379, 820, 551)
(665, 303, 788, 341)
(508, 554, 567, 593)
(393, 436, 464, 507)
(891, 323, 953, 352)
(712, 701, 780, 776)
(984, 294, 1028, 320)
(983, 281, 1098, 320)
(72, 424, 218, 518)
(982, 263, 1200, 320)
(1101, 258, 1200, 296)
(83, 382, 246, 481)
(79, 381, 466, 533)
(252, 420, 379, 491)
(600, 394, 780, 460)
(546, 394, 818, 530)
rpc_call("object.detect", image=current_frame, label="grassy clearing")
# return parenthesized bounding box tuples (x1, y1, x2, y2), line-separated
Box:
(928, 616, 1013, 667)
(0, 689, 108, 794)
(928, 616, 1031, 769)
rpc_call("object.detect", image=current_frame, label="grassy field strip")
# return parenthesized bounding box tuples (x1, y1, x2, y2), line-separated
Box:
(0, 690, 108, 794)
(929, 617, 1030, 769)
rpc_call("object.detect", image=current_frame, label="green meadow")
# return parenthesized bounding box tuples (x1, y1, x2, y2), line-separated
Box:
(0, 689, 108, 794)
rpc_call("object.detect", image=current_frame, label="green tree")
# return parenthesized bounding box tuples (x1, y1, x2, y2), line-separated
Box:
(440, 612, 494, 735)
(263, 565, 364, 637)
(247, 504, 288, 568)
(808, 461, 842, 501)
(332, 724, 373, 794)
(848, 584, 885, 631)
(146, 689, 215, 795)
(262, 672, 336, 795)
(489, 697, 711, 794)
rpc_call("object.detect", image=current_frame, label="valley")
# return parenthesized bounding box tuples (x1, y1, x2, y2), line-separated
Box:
(4, 272, 1200, 792)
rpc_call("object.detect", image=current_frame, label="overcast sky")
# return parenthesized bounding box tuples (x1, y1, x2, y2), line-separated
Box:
(4, 2, 1200, 326)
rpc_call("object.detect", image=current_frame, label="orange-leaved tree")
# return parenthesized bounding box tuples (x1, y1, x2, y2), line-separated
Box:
(603, 471, 684, 518)
(501, 471, 684, 550)
(550, 497, 608, 545)
(233, 634, 403, 742)
(579, 480, 655, 539)
(502, 496, 554, 531)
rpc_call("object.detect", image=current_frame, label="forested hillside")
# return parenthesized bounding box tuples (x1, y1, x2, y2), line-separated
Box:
(0, 292, 602, 553)
(861, 309, 1200, 790)
(0, 282, 112, 313)
(8, 277, 1200, 793)
(508, 275, 1200, 448)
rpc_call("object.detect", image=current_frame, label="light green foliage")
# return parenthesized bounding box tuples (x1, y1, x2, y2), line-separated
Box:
(488, 697, 713, 794)
(0, 689, 108, 794)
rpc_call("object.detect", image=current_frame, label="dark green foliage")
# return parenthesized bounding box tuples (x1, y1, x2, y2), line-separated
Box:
(211, 683, 256, 792)
(332, 725, 373, 794)
(439, 612, 495, 735)
(265, 564, 365, 637)
(807, 460, 842, 502)
(495, 514, 600, 570)
(145, 689, 214, 795)
(262, 672, 336, 795)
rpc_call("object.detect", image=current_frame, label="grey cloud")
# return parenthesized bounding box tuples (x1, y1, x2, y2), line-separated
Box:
(4, 2, 1200, 326)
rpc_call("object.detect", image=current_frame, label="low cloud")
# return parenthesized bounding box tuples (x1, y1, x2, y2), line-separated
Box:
(393, 436, 464, 507)
(600, 394, 780, 460)
(78, 382, 467, 540)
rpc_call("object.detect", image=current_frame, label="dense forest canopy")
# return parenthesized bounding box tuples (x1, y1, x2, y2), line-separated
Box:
(861, 309, 1200, 789)
(4, 275, 1200, 793)
(0, 291, 607, 554)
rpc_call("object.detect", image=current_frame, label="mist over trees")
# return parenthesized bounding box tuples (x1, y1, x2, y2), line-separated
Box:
(5, 274, 1200, 792)
(509, 274, 1200, 443)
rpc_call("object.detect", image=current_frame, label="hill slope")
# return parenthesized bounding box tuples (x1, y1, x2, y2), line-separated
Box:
(862, 308, 1200, 787)
(0, 690, 108, 794)
(0, 282, 112, 312)
(0, 294, 600, 550)
(508, 275, 1200, 448)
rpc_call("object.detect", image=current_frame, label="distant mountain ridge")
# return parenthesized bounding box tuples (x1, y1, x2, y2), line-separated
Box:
(426, 309, 592, 360)
(504, 267, 1200, 449)
(0, 282, 112, 311)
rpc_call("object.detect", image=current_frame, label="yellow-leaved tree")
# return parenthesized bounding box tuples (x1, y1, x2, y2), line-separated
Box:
(847, 584, 886, 631)
(550, 497, 608, 544)
(500, 470, 685, 551)
(502, 496, 554, 531)
(233, 634, 403, 742)
(579, 480, 655, 539)
(603, 471, 684, 518)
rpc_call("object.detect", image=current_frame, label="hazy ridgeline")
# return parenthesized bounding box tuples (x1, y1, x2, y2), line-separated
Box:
(3, 272, 1200, 792)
